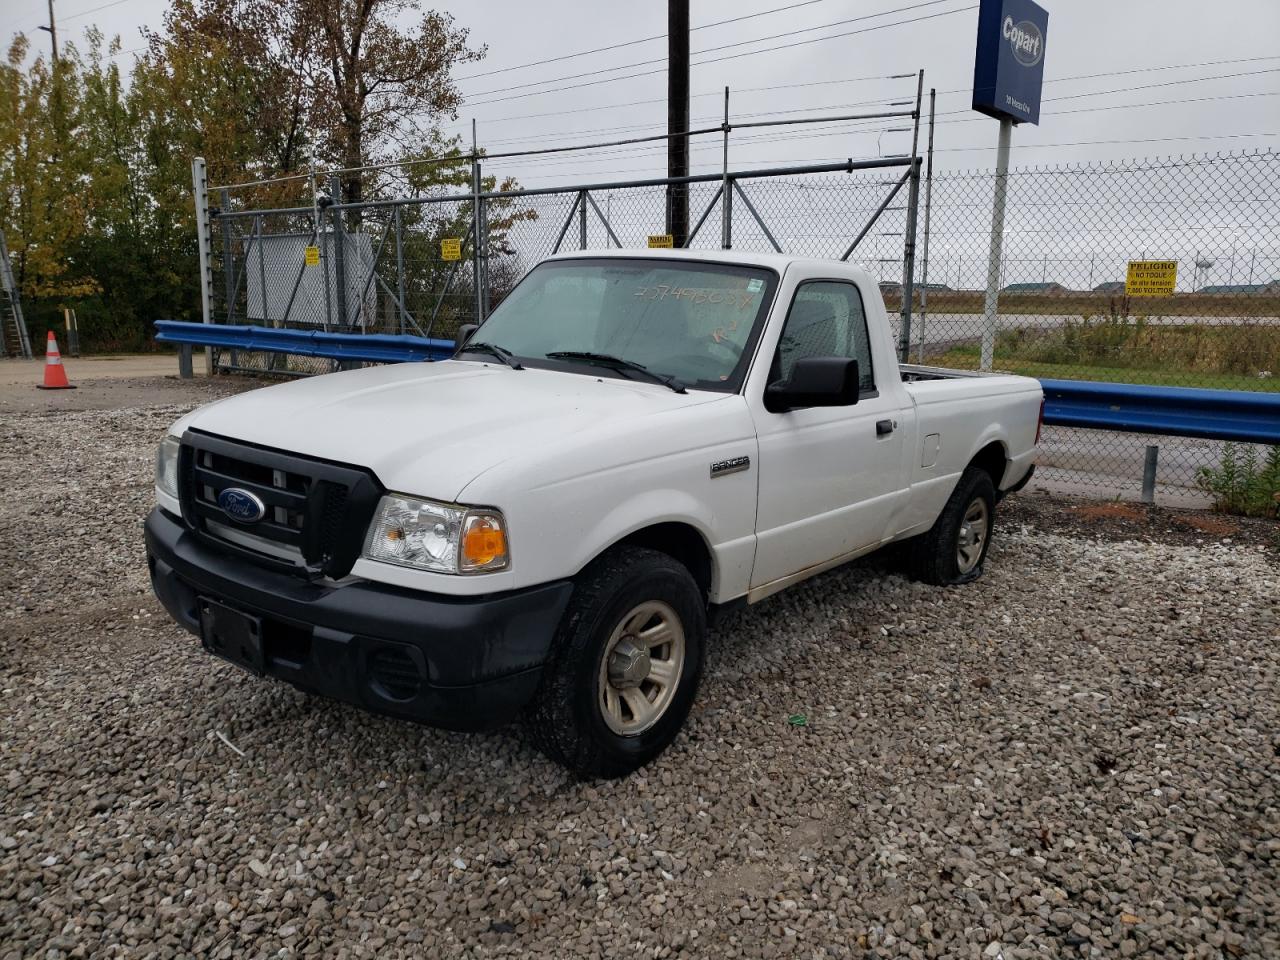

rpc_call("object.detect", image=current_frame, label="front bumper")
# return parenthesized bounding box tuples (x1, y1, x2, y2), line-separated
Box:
(144, 508, 573, 731)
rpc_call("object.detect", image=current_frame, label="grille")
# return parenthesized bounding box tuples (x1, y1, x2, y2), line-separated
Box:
(178, 430, 383, 579)
(369, 647, 423, 701)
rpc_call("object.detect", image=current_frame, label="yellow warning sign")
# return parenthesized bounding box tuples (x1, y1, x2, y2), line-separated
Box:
(1125, 260, 1177, 297)
(304, 245, 320, 266)
(441, 238, 462, 261)
(647, 234, 674, 249)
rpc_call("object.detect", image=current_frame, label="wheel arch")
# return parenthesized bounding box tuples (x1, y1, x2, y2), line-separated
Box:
(587, 521, 715, 603)
(967, 438, 1010, 488)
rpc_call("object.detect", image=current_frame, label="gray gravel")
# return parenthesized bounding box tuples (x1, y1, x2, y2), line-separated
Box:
(2, 379, 1279, 959)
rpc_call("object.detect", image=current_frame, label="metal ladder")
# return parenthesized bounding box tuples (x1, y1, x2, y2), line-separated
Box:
(0, 227, 33, 359)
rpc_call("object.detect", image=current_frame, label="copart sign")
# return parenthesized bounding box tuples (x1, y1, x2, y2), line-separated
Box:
(972, 0, 1049, 125)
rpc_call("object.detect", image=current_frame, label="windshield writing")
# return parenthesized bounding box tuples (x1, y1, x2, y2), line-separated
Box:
(464, 259, 776, 391)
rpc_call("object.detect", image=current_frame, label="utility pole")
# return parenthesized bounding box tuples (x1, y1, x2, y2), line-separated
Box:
(665, 0, 690, 246)
(40, 0, 59, 62)
(40, 0, 63, 165)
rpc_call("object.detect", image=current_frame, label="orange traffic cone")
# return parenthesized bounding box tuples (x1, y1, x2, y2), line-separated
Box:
(37, 331, 76, 390)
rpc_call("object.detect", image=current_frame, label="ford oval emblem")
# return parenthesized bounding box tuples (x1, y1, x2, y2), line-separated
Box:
(217, 487, 266, 523)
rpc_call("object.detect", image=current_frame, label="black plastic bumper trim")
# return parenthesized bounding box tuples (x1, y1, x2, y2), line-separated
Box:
(145, 507, 573, 731)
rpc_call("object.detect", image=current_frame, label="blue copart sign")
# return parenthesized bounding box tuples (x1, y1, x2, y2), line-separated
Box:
(972, 0, 1049, 125)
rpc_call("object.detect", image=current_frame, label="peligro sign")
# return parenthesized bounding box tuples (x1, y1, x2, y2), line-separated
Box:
(972, 0, 1049, 125)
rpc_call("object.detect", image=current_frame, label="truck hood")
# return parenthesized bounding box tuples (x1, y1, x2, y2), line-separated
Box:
(175, 360, 732, 500)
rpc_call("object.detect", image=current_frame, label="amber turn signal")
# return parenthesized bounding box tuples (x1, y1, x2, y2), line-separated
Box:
(460, 513, 509, 571)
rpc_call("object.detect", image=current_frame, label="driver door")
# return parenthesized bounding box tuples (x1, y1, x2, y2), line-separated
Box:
(748, 279, 908, 591)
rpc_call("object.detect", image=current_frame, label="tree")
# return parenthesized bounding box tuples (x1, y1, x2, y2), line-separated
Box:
(0, 0, 496, 350)
(304, 0, 483, 206)
(0, 36, 94, 303)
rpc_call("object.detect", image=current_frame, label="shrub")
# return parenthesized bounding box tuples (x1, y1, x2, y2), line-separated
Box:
(1196, 443, 1280, 518)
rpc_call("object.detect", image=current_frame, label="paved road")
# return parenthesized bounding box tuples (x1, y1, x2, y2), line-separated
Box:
(0, 354, 197, 386)
(0, 357, 221, 414)
(1033, 424, 1226, 507)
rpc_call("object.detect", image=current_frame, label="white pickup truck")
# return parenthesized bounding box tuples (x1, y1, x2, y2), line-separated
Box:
(146, 250, 1042, 777)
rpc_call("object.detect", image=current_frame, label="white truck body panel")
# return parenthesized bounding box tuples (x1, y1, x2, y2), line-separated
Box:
(170, 249, 1042, 604)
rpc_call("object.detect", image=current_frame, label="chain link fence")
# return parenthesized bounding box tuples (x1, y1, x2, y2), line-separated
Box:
(917, 150, 1279, 504)
(204, 149, 1280, 506)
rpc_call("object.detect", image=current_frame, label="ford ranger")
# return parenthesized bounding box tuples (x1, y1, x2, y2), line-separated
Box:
(146, 250, 1042, 777)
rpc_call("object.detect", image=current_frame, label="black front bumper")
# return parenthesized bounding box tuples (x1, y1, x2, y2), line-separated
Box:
(145, 508, 573, 731)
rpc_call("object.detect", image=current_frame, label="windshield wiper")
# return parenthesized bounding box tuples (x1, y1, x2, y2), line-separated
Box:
(545, 351, 686, 394)
(459, 341, 523, 370)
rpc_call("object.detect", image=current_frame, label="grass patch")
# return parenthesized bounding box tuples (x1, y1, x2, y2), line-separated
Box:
(892, 291, 1280, 319)
(929, 316, 1280, 391)
(1197, 444, 1280, 518)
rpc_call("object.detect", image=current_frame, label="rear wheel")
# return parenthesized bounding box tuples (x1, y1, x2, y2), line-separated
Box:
(525, 547, 705, 778)
(907, 467, 997, 586)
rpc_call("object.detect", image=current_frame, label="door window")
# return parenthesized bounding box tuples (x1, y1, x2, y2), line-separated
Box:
(774, 281, 875, 394)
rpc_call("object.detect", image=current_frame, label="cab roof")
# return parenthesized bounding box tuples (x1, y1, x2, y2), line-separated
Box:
(545, 246, 873, 282)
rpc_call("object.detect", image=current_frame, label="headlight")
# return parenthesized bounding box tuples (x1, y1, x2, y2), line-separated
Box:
(363, 494, 510, 574)
(155, 436, 181, 499)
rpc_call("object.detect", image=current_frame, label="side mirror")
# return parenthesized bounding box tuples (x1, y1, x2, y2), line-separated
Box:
(764, 357, 860, 413)
(455, 323, 479, 349)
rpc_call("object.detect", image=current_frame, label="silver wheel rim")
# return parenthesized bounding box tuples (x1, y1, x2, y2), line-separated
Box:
(597, 600, 685, 737)
(956, 497, 989, 574)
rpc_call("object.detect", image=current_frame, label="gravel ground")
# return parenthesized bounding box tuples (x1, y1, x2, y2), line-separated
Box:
(2, 379, 1279, 959)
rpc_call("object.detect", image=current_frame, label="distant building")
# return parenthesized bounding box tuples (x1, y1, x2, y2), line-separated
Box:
(1199, 283, 1269, 294)
(1092, 281, 1125, 293)
(1001, 281, 1067, 294)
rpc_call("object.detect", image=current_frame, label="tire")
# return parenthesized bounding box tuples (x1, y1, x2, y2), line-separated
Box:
(525, 546, 706, 779)
(907, 466, 997, 586)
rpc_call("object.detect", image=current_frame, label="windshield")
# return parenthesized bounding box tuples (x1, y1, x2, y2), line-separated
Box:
(463, 258, 778, 392)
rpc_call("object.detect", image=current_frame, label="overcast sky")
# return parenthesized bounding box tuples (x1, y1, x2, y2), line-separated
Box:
(5, 0, 1279, 187)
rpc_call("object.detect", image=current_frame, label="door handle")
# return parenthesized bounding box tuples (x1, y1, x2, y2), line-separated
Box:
(876, 419, 895, 436)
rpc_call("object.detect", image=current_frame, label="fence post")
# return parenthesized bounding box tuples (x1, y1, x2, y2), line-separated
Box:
(579, 190, 588, 250)
(329, 173, 348, 330)
(63, 308, 79, 357)
(478, 190, 490, 319)
(979, 117, 1013, 371)
(1141, 445, 1159, 504)
(897, 70, 924, 363)
(191, 157, 214, 374)
(256, 215, 267, 322)
(394, 205, 406, 335)
(915, 88, 936, 364)
(471, 152, 483, 324)
(721, 86, 731, 250)
(219, 188, 235, 324)
(219, 187, 238, 368)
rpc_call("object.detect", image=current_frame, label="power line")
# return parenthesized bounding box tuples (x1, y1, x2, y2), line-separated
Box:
(449, 60, 1279, 154)
(443, 52, 1280, 137)
(932, 133, 1280, 154)
(473, 92, 910, 150)
(488, 131, 1280, 183)
(59, 0, 135, 23)
(455, 0, 842, 81)
(462, 4, 975, 106)
(439, 72, 910, 132)
(478, 90, 1280, 174)
(460, 0, 951, 98)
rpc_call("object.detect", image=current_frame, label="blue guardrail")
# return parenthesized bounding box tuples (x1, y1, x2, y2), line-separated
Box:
(154, 320, 455, 364)
(156, 322, 1278, 446)
(1040, 378, 1280, 445)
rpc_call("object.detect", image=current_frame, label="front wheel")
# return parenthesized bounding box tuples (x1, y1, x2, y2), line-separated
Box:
(525, 547, 705, 778)
(906, 467, 997, 586)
